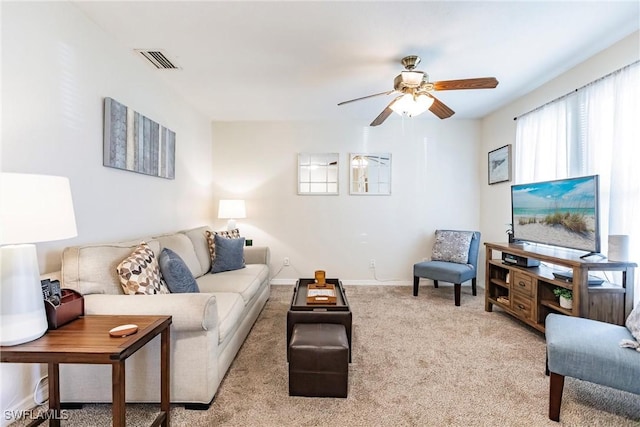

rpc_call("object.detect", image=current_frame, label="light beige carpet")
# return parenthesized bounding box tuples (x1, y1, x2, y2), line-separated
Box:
(13, 285, 640, 426)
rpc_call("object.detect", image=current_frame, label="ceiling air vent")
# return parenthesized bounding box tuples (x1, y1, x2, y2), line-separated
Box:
(135, 50, 180, 70)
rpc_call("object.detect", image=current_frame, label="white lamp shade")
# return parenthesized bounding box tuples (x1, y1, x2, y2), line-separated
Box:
(218, 200, 246, 219)
(1, 173, 78, 244)
(0, 173, 78, 346)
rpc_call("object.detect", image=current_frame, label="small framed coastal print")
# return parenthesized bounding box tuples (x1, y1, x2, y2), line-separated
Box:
(488, 144, 511, 185)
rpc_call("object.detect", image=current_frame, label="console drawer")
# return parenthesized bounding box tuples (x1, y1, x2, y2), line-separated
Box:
(512, 272, 534, 297)
(512, 293, 533, 320)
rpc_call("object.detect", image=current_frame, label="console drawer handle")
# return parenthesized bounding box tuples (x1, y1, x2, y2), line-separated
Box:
(518, 281, 527, 287)
(517, 304, 525, 310)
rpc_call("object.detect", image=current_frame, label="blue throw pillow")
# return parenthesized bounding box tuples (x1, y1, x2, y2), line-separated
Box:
(211, 234, 245, 273)
(158, 248, 199, 293)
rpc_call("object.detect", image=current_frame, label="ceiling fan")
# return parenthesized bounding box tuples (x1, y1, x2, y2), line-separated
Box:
(338, 55, 499, 126)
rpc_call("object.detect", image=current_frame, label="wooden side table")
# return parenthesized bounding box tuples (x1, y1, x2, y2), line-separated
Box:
(0, 315, 172, 426)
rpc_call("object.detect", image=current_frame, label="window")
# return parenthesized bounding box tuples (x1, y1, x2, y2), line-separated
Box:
(515, 62, 640, 301)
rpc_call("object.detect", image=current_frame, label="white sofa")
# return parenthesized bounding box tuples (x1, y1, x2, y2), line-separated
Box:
(57, 226, 270, 407)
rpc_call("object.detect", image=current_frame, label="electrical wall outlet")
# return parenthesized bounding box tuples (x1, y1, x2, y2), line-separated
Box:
(369, 259, 376, 268)
(283, 257, 290, 266)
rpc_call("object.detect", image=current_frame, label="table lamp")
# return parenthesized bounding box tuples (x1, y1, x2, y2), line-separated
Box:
(0, 173, 78, 346)
(218, 200, 246, 231)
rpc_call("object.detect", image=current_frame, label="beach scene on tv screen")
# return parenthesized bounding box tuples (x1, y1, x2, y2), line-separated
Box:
(512, 176, 597, 252)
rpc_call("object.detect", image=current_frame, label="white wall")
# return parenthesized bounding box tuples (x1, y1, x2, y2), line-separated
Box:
(1, 1, 215, 273)
(211, 119, 481, 284)
(1, 3, 213, 424)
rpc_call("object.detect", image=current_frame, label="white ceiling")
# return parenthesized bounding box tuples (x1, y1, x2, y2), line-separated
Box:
(72, 1, 639, 123)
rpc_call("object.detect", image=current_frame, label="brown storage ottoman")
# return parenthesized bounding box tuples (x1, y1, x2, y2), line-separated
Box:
(288, 323, 349, 398)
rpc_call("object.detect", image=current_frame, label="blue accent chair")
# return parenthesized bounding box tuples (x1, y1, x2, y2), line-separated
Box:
(412, 230, 481, 306)
(545, 313, 640, 421)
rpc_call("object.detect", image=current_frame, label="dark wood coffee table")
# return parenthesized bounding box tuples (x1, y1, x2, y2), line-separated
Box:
(287, 278, 352, 361)
(0, 315, 171, 427)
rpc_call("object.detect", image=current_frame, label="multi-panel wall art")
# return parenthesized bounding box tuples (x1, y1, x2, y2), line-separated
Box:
(103, 97, 176, 179)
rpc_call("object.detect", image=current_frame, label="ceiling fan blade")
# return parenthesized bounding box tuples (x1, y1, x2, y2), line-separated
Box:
(370, 107, 394, 126)
(338, 90, 395, 106)
(428, 94, 455, 119)
(433, 77, 499, 91)
(370, 96, 403, 126)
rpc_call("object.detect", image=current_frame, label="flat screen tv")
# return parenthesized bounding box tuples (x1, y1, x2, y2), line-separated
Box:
(511, 175, 601, 256)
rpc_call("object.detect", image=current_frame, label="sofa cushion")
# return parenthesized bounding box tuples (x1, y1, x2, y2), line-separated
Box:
(205, 229, 241, 265)
(211, 235, 245, 273)
(153, 233, 202, 278)
(62, 239, 161, 295)
(159, 248, 200, 293)
(431, 230, 473, 264)
(117, 242, 169, 295)
(197, 264, 269, 304)
(181, 226, 213, 276)
(213, 292, 245, 344)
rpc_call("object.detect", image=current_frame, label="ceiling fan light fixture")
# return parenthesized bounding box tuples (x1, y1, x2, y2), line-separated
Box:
(402, 71, 424, 86)
(414, 93, 434, 111)
(389, 93, 434, 117)
(395, 71, 424, 90)
(338, 54, 497, 125)
(389, 94, 412, 115)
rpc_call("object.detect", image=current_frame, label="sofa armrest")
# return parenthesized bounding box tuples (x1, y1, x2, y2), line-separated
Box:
(244, 246, 270, 265)
(83, 293, 218, 333)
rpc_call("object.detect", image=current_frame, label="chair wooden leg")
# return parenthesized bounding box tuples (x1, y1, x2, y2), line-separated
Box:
(549, 372, 565, 422)
(454, 283, 461, 306)
(413, 276, 419, 296)
(471, 278, 477, 296)
(433, 280, 439, 289)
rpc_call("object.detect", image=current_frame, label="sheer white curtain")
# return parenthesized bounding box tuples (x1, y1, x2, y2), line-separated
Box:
(515, 98, 572, 182)
(515, 62, 640, 302)
(579, 63, 640, 244)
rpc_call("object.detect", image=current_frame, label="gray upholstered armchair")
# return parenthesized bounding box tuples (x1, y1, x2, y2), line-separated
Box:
(545, 313, 640, 421)
(413, 230, 481, 306)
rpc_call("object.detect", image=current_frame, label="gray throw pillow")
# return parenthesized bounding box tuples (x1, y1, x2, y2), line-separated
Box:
(431, 230, 473, 264)
(211, 234, 245, 273)
(158, 248, 199, 293)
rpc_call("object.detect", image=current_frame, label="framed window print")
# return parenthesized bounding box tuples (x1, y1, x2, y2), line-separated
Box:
(488, 144, 512, 185)
(349, 153, 391, 195)
(297, 153, 339, 195)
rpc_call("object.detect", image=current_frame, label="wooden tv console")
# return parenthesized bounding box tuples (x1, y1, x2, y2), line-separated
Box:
(484, 242, 636, 332)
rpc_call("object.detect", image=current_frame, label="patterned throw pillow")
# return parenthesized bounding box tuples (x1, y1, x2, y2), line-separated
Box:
(205, 228, 241, 267)
(117, 242, 169, 295)
(431, 230, 474, 264)
(620, 302, 640, 352)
